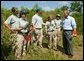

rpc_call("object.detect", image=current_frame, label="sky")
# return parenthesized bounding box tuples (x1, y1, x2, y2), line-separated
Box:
(1, 1, 72, 11)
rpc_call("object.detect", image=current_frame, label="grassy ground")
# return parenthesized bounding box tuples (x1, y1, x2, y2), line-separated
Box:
(6, 33, 83, 60)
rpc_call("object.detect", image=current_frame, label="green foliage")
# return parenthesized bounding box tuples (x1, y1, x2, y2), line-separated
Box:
(27, 9, 35, 24)
(70, 1, 83, 13)
(21, 35, 83, 60)
(61, 5, 69, 11)
(71, 12, 83, 34)
(1, 25, 12, 60)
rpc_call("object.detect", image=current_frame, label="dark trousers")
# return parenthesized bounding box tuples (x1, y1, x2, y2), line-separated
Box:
(63, 30, 73, 55)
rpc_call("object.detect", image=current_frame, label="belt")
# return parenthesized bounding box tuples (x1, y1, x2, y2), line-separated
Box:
(47, 31, 52, 32)
(56, 28, 60, 29)
(63, 30, 72, 31)
(47, 30, 54, 32)
(10, 31, 18, 34)
(36, 28, 41, 30)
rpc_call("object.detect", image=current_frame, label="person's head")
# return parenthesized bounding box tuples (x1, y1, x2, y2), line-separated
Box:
(63, 10, 69, 17)
(47, 15, 52, 22)
(56, 14, 60, 20)
(20, 10, 28, 20)
(21, 14, 27, 20)
(36, 8, 43, 15)
(11, 7, 18, 16)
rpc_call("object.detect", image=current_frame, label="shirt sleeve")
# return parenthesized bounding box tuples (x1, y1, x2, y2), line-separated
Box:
(4, 16, 12, 25)
(60, 20, 63, 27)
(32, 16, 36, 25)
(52, 20, 55, 27)
(59, 20, 61, 27)
(42, 18, 43, 24)
(71, 17, 77, 29)
(45, 22, 47, 29)
(42, 18, 46, 25)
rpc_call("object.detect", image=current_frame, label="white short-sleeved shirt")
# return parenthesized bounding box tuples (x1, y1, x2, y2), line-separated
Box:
(32, 14, 43, 28)
(53, 19, 61, 28)
(19, 18, 29, 33)
(4, 14, 20, 30)
(45, 21, 54, 32)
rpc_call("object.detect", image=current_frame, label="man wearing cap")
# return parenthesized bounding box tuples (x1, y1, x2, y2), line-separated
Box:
(52, 14, 62, 50)
(61, 10, 77, 58)
(32, 7, 45, 48)
(4, 7, 24, 59)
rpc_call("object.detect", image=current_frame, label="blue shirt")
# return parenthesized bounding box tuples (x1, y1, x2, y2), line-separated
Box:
(62, 16, 76, 30)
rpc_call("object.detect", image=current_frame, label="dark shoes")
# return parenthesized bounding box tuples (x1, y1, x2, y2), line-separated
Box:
(39, 45, 43, 48)
(52, 47, 58, 51)
(48, 45, 52, 49)
(68, 54, 73, 58)
(64, 51, 73, 58)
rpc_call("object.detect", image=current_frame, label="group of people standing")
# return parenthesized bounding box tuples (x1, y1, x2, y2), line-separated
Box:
(4, 7, 77, 59)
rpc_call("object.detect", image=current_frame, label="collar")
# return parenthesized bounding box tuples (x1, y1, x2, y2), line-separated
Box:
(36, 13, 41, 17)
(64, 16, 69, 19)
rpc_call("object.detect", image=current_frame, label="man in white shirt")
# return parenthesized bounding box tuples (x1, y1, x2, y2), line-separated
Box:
(32, 8, 44, 48)
(4, 7, 24, 59)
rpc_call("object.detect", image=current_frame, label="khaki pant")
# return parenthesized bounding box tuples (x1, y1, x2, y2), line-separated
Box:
(47, 31, 53, 48)
(53, 28, 61, 49)
(33, 28, 43, 47)
(47, 28, 60, 49)
(11, 33, 24, 58)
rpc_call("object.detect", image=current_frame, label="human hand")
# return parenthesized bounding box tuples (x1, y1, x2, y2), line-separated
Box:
(73, 30, 77, 37)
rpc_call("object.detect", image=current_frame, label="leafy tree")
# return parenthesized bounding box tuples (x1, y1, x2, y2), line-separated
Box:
(70, 1, 83, 13)
(61, 5, 69, 11)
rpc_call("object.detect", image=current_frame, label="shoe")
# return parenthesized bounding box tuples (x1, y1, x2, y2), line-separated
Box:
(68, 54, 73, 58)
(22, 52, 26, 56)
(48, 45, 51, 49)
(16, 56, 21, 60)
(53, 48, 58, 51)
(53, 47, 58, 51)
(39, 45, 43, 48)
